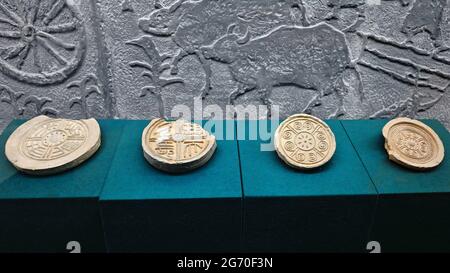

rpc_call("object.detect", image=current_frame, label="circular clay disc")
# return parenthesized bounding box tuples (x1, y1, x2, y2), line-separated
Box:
(274, 114, 336, 170)
(382, 117, 444, 170)
(142, 119, 216, 173)
(5, 115, 101, 175)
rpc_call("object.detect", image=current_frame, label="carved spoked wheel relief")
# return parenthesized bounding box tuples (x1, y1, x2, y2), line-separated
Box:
(275, 114, 336, 170)
(0, 0, 86, 85)
(21, 118, 87, 160)
(383, 118, 444, 170)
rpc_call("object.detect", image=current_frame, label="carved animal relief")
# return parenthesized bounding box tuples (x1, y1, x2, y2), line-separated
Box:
(5, 115, 100, 175)
(1, 0, 449, 134)
(142, 118, 216, 173)
(125, 0, 449, 125)
(274, 114, 336, 170)
(383, 117, 445, 170)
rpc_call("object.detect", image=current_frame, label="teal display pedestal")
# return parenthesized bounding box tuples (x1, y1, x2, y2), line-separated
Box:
(342, 120, 450, 252)
(237, 120, 377, 252)
(99, 120, 242, 252)
(0, 120, 125, 253)
(1, 118, 448, 252)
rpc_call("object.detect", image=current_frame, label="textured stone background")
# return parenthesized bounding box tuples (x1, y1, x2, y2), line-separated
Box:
(0, 0, 449, 135)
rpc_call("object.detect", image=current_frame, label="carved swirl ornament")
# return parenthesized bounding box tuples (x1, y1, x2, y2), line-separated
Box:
(5, 116, 100, 175)
(274, 114, 336, 169)
(0, 0, 86, 85)
(142, 119, 216, 173)
(383, 118, 444, 170)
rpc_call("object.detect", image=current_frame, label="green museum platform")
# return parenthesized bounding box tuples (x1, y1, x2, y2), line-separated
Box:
(99, 120, 242, 252)
(0, 120, 126, 252)
(236, 120, 377, 252)
(0, 118, 448, 252)
(342, 120, 450, 252)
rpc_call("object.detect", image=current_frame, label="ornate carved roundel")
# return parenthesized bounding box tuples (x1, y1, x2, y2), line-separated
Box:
(5, 115, 100, 175)
(21, 118, 88, 161)
(275, 113, 336, 170)
(383, 118, 445, 170)
(142, 118, 217, 173)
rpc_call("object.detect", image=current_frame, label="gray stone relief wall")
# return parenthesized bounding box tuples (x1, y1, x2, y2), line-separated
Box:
(0, 0, 112, 134)
(0, 0, 449, 135)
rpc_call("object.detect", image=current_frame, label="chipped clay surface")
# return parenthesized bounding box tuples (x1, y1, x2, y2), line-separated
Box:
(1, 0, 449, 135)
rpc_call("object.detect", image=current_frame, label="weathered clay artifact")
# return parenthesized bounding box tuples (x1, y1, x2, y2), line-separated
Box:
(142, 118, 216, 173)
(382, 117, 444, 170)
(274, 114, 336, 170)
(5, 115, 101, 175)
